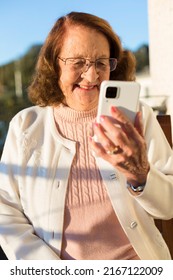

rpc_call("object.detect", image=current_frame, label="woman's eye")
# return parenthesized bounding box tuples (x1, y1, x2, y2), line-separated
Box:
(74, 60, 85, 66)
(97, 59, 107, 66)
(97, 61, 107, 69)
(97, 61, 105, 66)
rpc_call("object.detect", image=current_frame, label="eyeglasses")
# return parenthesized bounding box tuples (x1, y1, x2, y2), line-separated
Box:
(58, 57, 117, 73)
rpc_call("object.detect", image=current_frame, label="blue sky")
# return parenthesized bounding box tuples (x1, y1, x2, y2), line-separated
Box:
(0, 0, 149, 66)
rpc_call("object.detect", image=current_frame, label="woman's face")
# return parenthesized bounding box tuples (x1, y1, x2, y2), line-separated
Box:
(58, 25, 110, 111)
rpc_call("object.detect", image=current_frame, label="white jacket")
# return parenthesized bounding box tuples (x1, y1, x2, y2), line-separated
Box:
(0, 103, 173, 260)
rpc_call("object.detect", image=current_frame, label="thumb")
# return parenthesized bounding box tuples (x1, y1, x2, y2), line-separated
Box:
(134, 111, 144, 136)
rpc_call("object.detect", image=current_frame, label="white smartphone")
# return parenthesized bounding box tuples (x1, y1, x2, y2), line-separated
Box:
(96, 80, 140, 123)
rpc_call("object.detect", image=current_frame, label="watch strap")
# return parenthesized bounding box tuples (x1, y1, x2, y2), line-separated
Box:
(127, 182, 145, 192)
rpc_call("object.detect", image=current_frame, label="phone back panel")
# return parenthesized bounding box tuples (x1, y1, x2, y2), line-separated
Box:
(97, 81, 140, 123)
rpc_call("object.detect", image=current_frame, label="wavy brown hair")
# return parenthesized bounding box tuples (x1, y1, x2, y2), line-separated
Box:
(28, 11, 136, 106)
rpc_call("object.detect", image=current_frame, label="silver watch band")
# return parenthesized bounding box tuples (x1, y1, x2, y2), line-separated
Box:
(127, 182, 145, 192)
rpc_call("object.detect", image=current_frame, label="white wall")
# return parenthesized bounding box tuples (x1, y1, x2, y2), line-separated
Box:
(148, 0, 173, 130)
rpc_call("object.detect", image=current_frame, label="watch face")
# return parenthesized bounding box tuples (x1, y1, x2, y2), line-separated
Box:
(127, 182, 145, 192)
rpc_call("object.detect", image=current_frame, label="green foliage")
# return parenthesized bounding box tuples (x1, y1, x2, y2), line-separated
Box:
(0, 44, 42, 99)
(133, 44, 149, 72)
(0, 95, 32, 122)
(20, 45, 42, 92)
(0, 62, 15, 94)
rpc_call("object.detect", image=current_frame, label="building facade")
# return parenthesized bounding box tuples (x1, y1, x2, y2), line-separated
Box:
(148, 0, 173, 134)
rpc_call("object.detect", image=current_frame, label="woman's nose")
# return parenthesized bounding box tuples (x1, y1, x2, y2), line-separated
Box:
(81, 64, 99, 82)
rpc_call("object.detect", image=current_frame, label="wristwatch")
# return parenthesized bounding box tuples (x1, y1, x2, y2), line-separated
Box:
(127, 182, 146, 192)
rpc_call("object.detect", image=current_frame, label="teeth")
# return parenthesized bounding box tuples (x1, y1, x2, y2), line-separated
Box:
(79, 85, 95, 89)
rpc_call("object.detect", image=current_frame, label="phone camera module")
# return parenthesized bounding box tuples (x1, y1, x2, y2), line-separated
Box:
(106, 87, 118, 98)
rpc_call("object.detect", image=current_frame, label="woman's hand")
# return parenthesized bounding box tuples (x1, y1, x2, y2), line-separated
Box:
(89, 106, 150, 187)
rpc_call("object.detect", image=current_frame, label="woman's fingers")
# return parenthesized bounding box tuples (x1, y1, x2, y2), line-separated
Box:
(89, 135, 126, 163)
(89, 106, 150, 185)
(97, 115, 132, 157)
(93, 122, 116, 152)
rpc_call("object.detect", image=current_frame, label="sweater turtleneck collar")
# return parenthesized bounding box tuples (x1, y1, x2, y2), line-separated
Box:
(54, 104, 97, 123)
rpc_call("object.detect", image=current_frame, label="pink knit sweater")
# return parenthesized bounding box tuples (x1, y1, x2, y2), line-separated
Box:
(54, 104, 139, 260)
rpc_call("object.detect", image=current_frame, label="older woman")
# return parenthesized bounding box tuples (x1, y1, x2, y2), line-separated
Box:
(0, 11, 173, 260)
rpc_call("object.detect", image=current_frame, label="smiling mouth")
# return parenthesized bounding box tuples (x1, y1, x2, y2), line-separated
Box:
(75, 84, 98, 90)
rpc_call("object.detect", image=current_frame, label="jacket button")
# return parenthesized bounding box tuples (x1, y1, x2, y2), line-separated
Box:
(130, 221, 137, 229)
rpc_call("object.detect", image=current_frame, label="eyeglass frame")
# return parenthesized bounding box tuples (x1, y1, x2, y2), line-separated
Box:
(57, 57, 117, 73)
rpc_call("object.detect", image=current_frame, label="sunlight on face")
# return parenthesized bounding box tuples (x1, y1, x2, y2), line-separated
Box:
(58, 25, 110, 111)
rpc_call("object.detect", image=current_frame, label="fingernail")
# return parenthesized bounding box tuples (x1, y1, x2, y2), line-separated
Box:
(94, 122, 100, 127)
(100, 115, 105, 122)
(111, 106, 117, 112)
(138, 111, 142, 118)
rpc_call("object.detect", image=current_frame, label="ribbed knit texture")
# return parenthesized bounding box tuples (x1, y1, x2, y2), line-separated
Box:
(54, 104, 139, 260)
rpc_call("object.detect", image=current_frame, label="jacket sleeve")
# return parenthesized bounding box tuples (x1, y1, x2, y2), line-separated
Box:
(0, 116, 60, 260)
(134, 103, 173, 219)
